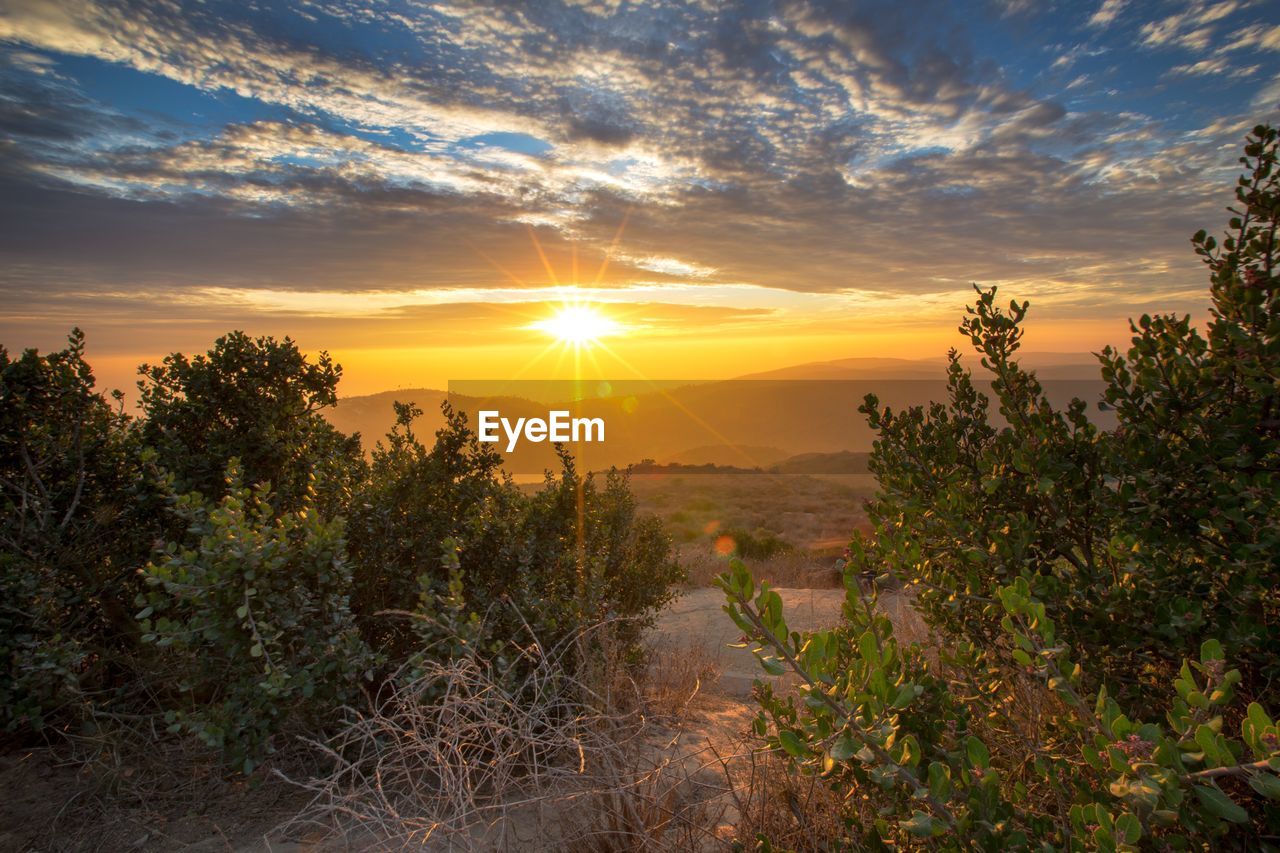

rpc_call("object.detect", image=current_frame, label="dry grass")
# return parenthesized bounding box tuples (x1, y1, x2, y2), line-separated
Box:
(629, 472, 872, 553)
(718, 741, 847, 851)
(680, 548, 842, 589)
(278, 619, 744, 851)
(642, 635, 724, 721)
(4, 579, 950, 852)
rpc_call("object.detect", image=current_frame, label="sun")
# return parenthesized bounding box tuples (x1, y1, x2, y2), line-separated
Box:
(533, 304, 621, 346)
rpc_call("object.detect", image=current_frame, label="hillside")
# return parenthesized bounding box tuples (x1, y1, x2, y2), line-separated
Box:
(323, 354, 1110, 469)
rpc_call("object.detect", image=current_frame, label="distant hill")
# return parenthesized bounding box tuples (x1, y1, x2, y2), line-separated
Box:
(769, 450, 870, 475)
(661, 444, 791, 468)
(324, 388, 447, 447)
(324, 352, 1110, 469)
(736, 353, 1102, 381)
(736, 357, 944, 380)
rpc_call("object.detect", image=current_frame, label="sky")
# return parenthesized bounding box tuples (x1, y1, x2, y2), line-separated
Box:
(0, 0, 1278, 396)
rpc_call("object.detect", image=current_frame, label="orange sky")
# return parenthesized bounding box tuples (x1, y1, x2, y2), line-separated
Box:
(4, 214, 1215, 401)
(71, 292, 1156, 402)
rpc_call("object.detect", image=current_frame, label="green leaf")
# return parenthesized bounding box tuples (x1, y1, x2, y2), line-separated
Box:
(891, 683, 917, 709)
(829, 734, 857, 762)
(778, 730, 807, 759)
(1248, 772, 1280, 800)
(1195, 724, 1222, 766)
(900, 811, 938, 837)
(756, 653, 786, 676)
(928, 761, 952, 801)
(858, 630, 878, 668)
(1245, 702, 1273, 750)
(1200, 638, 1224, 662)
(1193, 785, 1248, 823)
(723, 604, 755, 636)
(898, 734, 921, 768)
(966, 736, 990, 770)
(1115, 812, 1141, 844)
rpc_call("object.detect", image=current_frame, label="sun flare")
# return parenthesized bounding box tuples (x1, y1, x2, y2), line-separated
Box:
(533, 304, 621, 346)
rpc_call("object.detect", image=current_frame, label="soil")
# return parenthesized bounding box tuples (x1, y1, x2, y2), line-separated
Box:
(0, 745, 315, 852)
(647, 586, 848, 696)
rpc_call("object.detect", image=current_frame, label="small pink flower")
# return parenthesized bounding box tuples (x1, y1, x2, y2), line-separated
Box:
(1116, 734, 1155, 761)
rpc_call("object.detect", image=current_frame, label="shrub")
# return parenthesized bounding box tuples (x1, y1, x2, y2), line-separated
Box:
(518, 453, 685, 654)
(346, 401, 519, 657)
(348, 402, 682, 669)
(137, 331, 364, 514)
(0, 330, 153, 729)
(856, 124, 1280, 708)
(716, 526, 792, 561)
(720, 124, 1280, 847)
(720, 560, 1280, 849)
(137, 462, 375, 772)
(0, 324, 684, 774)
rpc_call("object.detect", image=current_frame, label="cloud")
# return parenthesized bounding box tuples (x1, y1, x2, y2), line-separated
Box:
(1139, 1, 1245, 51)
(1168, 57, 1258, 77)
(0, 0, 1274, 353)
(1087, 0, 1127, 28)
(1221, 23, 1280, 52)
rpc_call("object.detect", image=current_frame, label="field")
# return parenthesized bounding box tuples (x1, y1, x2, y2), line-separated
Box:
(624, 467, 876, 587)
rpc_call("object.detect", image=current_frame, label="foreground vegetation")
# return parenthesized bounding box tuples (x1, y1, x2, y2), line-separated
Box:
(1, 331, 682, 776)
(722, 125, 1280, 849)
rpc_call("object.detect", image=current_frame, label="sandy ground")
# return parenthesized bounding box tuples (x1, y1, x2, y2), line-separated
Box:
(647, 587, 849, 696)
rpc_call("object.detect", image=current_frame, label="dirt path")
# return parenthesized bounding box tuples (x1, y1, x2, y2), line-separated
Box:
(648, 586, 848, 696)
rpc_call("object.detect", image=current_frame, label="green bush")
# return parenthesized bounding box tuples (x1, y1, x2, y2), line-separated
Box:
(348, 401, 682, 670)
(137, 331, 364, 515)
(721, 561, 1280, 849)
(717, 526, 793, 561)
(346, 401, 519, 657)
(855, 125, 1280, 709)
(518, 453, 685, 655)
(721, 124, 1280, 848)
(138, 462, 375, 772)
(1, 326, 684, 772)
(0, 330, 153, 729)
